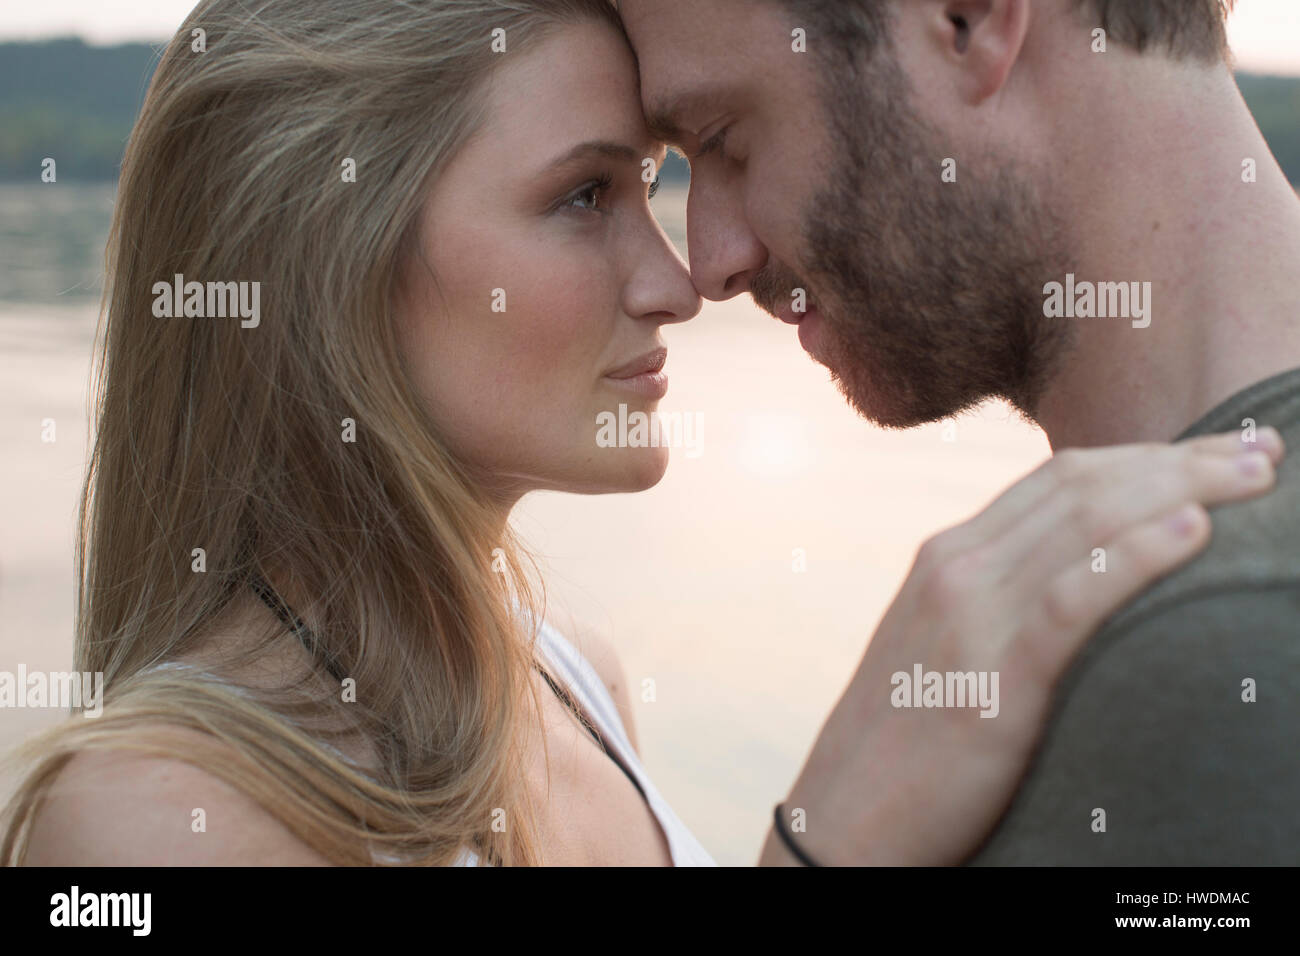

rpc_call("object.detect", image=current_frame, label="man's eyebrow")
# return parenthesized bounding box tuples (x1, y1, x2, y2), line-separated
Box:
(644, 89, 726, 146)
(543, 140, 660, 170)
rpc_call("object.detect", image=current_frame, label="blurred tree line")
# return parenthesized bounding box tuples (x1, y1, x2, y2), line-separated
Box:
(0, 37, 1296, 184)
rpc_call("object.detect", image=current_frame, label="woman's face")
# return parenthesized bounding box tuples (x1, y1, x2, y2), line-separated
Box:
(395, 19, 700, 500)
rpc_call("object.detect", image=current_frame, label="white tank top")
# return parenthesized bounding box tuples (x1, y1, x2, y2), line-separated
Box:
(452, 619, 717, 867)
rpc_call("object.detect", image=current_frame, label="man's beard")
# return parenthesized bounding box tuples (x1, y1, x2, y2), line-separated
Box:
(753, 51, 1076, 429)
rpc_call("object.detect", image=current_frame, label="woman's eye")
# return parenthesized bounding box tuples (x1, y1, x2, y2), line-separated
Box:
(563, 175, 612, 212)
(648, 175, 661, 199)
(571, 185, 600, 210)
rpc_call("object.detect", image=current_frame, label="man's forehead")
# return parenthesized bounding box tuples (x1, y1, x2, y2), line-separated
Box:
(619, 1, 747, 140)
(622, 0, 739, 53)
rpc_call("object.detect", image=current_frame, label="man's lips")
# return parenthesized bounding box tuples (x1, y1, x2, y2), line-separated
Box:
(774, 301, 818, 325)
(797, 307, 826, 356)
(768, 301, 827, 358)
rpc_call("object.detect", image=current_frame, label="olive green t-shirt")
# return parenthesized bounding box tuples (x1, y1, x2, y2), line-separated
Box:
(966, 366, 1300, 865)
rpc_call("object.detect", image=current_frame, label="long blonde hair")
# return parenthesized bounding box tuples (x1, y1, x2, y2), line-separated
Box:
(2, 0, 624, 866)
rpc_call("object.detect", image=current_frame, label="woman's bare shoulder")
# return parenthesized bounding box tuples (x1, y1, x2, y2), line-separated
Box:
(21, 729, 333, 866)
(554, 617, 640, 755)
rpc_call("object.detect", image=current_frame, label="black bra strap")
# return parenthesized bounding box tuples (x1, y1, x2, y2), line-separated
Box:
(249, 572, 348, 683)
(535, 664, 646, 801)
(247, 574, 648, 803)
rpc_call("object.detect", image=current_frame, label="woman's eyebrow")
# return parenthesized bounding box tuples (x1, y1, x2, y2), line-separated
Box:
(543, 140, 645, 170)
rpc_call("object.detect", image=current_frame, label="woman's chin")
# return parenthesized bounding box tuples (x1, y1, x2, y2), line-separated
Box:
(626, 446, 672, 490)
(570, 445, 671, 495)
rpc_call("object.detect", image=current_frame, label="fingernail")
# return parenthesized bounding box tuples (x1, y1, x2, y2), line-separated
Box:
(1237, 451, 1270, 478)
(1167, 504, 1202, 536)
(1256, 427, 1282, 454)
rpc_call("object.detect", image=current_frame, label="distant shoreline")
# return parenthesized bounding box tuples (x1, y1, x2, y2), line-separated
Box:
(0, 36, 1295, 183)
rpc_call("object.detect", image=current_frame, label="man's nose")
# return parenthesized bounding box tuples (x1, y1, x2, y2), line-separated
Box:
(685, 179, 766, 301)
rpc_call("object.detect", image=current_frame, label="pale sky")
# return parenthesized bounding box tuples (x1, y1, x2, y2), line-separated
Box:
(1, 1, 1298, 76)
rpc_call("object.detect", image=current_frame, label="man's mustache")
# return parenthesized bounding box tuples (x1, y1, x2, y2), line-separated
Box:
(749, 262, 816, 318)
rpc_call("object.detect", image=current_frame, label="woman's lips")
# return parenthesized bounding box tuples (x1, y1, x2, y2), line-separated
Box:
(604, 346, 669, 399)
(604, 369, 669, 399)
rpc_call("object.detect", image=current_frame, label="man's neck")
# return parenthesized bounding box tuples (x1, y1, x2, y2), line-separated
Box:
(1032, 61, 1300, 451)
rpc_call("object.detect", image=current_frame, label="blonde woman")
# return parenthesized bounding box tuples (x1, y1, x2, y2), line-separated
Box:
(1, 0, 1282, 867)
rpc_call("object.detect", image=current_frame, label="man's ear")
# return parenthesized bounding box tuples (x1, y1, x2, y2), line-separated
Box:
(928, 0, 1031, 104)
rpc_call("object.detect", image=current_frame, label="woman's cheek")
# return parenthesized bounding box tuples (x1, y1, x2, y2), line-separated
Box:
(427, 228, 621, 484)
(508, 259, 612, 374)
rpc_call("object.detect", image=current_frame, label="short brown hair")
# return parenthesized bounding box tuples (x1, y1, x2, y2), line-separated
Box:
(779, 0, 1236, 64)
(1078, 0, 1236, 61)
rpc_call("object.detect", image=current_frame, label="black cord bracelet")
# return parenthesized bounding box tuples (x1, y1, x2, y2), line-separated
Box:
(773, 803, 822, 867)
